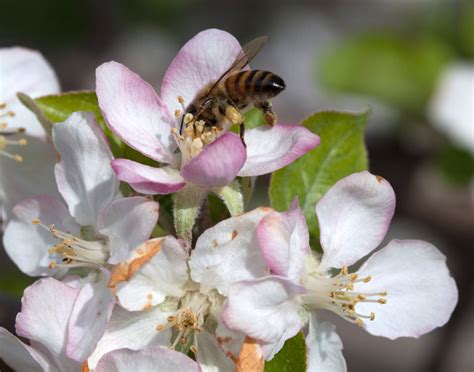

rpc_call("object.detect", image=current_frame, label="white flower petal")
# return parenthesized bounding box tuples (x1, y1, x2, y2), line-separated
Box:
(161, 29, 243, 119)
(67, 270, 115, 362)
(0, 47, 60, 137)
(222, 277, 305, 360)
(87, 306, 173, 369)
(3, 195, 80, 276)
(0, 328, 51, 372)
(196, 331, 235, 372)
(354, 240, 458, 339)
(112, 237, 188, 311)
(238, 124, 320, 177)
(316, 171, 396, 271)
(0, 135, 58, 225)
(257, 200, 309, 282)
(190, 207, 271, 295)
(95, 346, 200, 372)
(306, 312, 346, 372)
(53, 111, 118, 226)
(15, 278, 81, 369)
(96, 61, 176, 163)
(97, 196, 159, 264)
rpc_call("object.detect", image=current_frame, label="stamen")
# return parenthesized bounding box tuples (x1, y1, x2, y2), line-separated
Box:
(303, 266, 387, 327)
(32, 218, 108, 268)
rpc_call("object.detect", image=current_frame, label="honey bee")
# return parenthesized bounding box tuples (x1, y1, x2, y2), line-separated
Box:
(179, 36, 285, 145)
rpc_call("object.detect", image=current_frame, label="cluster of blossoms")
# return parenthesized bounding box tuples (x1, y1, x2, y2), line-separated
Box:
(0, 29, 458, 371)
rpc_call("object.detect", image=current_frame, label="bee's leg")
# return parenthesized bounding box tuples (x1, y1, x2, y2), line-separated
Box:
(239, 121, 246, 147)
(179, 115, 185, 135)
(225, 105, 246, 146)
(256, 101, 276, 126)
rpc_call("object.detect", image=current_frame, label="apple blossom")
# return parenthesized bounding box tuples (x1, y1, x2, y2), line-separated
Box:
(87, 207, 271, 370)
(0, 47, 60, 225)
(223, 171, 458, 370)
(0, 278, 197, 372)
(3, 111, 159, 361)
(95, 29, 319, 196)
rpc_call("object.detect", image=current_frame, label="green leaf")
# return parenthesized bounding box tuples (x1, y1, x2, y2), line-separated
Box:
(269, 110, 369, 244)
(34, 91, 123, 155)
(26, 91, 158, 166)
(265, 332, 306, 372)
(319, 33, 453, 114)
(17, 93, 54, 140)
(435, 144, 474, 186)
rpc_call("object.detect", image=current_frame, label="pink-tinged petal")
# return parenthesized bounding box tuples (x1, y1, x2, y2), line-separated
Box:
(67, 270, 115, 362)
(53, 112, 118, 226)
(191, 207, 271, 295)
(111, 159, 185, 195)
(97, 196, 159, 264)
(96, 61, 176, 163)
(316, 171, 396, 271)
(15, 278, 82, 368)
(161, 29, 243, 119)
(257, 199, 309, 283)
(0, 135, 59, 225)
(112, 237, 188, 311)
(0, 47, 60, 137)
(0, 328, 51, 371)
(96, 346, 200, 372)
(238, 124, 320, 177)
(87, 306, 173, 369)
(354, 240, 458, 339)
(196, 331, 235, 372)
(181, 132, 247, 188)
(3, 195, 80, 276)
(223, 276, 306, 360)
(306, 312, 346, 372)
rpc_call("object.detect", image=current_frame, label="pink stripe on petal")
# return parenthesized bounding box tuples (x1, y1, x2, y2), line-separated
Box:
(111, 159, 185, 195)
(238, 124, 320, 177)
(96, 61, 176, 163)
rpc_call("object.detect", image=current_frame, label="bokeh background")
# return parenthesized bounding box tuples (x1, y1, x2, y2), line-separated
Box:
(1, 0, 473, 371)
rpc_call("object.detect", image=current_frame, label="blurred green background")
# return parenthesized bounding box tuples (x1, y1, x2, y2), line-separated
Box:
(1, 0, 473, 371)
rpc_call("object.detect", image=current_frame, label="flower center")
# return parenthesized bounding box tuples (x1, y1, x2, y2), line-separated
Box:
(171, 96, 223, 166)
(32, 218, 109, 269)
(302, 266, 387, 327)
(0, 103, 27, 162)
(156, 290, 211, 353)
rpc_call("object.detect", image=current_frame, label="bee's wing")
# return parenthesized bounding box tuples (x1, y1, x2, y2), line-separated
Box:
(206, 36, 267, 96)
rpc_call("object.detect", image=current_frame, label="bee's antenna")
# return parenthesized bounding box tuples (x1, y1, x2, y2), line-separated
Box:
(179, 114, 185, 135)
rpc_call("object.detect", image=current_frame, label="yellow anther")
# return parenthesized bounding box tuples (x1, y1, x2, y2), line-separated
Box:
(378, 298, 387, 304)
(190, 345, 198, 353)
(19, 138, 27, 145)
(355, 318, 364, 327)
(370, 312, 375, 321)
(167, 316, 176, 323)
(178, 96, 185, 104)
(156, 324, 165, 331)
(32, 218, 41, 225)
(341, 266, 349, 275)
(49, 261, 57, 269)
(363, 275, 372, 283)
(351, 273, 358, 281)
(0, 103, 6, 109)
(175, 109, 181, 118)
(358, 294, 366, 300)
(179, 336, 187, 344)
